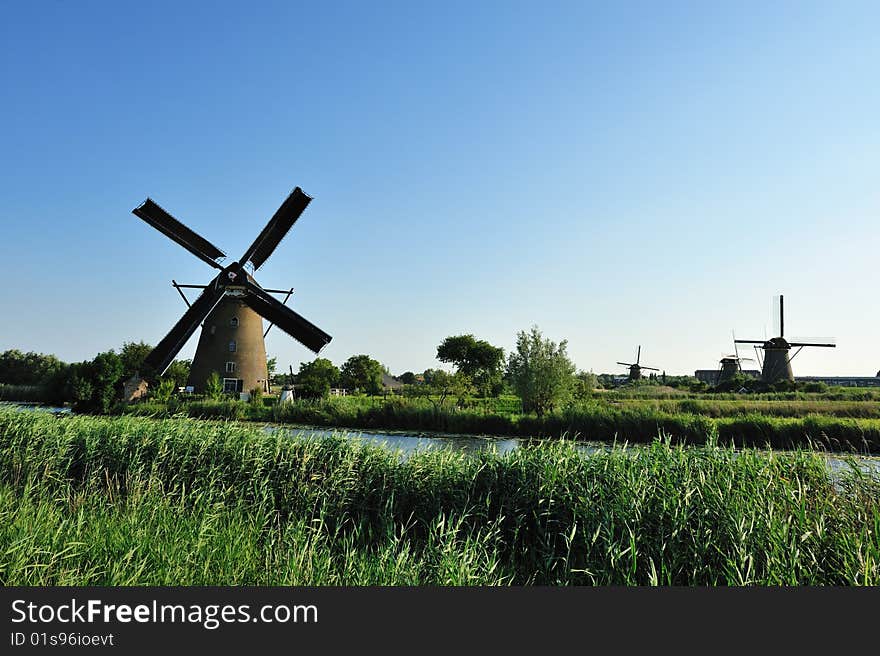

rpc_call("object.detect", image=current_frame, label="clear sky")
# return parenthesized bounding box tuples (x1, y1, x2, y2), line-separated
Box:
(1, 1, 878, 377)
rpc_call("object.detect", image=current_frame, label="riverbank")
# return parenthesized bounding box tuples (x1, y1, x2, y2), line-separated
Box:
(1, 409, 878, 585)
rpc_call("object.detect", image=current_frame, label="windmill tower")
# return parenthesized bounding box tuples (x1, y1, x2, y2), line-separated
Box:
(735, 295, 834, 384)
(617, 345, 660, 381)
(716, 332, 756, 385)
(130, 187, 332, 396)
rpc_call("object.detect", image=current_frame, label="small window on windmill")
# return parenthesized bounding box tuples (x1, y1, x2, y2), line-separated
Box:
(228, 340, 237, 353)
(225, 362, 236, 373)
(230, 317, 239, 328)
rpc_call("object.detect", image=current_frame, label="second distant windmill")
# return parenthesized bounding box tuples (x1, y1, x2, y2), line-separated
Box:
(617, 346, 660, 381)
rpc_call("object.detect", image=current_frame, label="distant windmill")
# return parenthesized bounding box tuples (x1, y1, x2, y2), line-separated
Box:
(716, 331, 756, 385)
(735, 295, 835, 383)
(617, 345, 660, 381)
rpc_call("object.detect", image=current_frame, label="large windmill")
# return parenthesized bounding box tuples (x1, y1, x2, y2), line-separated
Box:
(617, 345, 659, 381)
(130, 187, 331, 397)
(735, 295, 834, 384)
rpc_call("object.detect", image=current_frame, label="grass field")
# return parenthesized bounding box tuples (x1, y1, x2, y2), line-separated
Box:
(1, 408, 878, 585)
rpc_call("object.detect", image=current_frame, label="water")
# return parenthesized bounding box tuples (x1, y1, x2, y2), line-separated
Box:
(267, 425, 527, 458)
(1, 402, 71, 414)
(266, 424, 880, 476)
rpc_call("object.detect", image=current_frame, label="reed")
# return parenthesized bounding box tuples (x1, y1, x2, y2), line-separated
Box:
(1, 408, 877, 585)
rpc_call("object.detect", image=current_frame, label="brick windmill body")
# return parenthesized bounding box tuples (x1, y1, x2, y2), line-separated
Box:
(129, 187, 331, 398)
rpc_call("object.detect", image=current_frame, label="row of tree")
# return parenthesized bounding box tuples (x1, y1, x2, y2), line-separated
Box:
(0, 344, 190, 413)
(281, 327, 594, 416)
(291, 354, 386, 398)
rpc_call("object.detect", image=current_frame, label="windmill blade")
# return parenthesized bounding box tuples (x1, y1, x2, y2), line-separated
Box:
(788, 341, 836, 348)
(240, 187, 312, 270)
(636, 345, 641, 365)
(734, 339, 765, 344)
(732, 330, 740, 362)
(616, 362, 634, 367)
(640, 366, 660, 371)
(143, 277, 227, 375)
(771, 295, 783, 338)
(132, 199, 226, 269)
(242, 279, 331, 353)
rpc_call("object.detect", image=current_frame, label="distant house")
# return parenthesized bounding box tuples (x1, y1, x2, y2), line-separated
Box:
(329, 387, 350, 397)
(382, 373, 404, 392)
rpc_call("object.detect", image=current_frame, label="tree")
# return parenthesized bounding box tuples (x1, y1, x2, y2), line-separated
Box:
(399, 371, 416, 385)
(506, 326, 576, 416)
(162, 359, 191, 389)
(152, 378, 177, 403)
(404, 369, 474, 413)
(340, 354, 384, 395)
(266, 356, 278, 386)
(67, 350, 124, 413)
(119, 341, 154, 380)
(573, 370, 599, 400)
(205, 372, 224, 400)
(297, 358, 340, 399)
(436, 334, 505, 397)
(0, 349, 66, 386)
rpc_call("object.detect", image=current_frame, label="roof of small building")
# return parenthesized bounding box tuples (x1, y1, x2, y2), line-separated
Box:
(382, 373, 403, 389)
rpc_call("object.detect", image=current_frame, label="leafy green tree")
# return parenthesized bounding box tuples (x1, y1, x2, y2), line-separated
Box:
(436, 334, 505, 397)
(119, 341, 154, 380)
(573, 370, 600, 400)
(431, 370, 474, 410)
(399, 371, 416, 385)
(506, 326, 576, 416)
(266, 356, 278, 385)
(205, 372, 224, 400)
(404, 369, 474, 412)
(162, 359, 191, 389)
(66, 350, 124, 413)
(340, 354, 384, 395)
(152, 378, 177, 403)
(297, 358, 340, 399)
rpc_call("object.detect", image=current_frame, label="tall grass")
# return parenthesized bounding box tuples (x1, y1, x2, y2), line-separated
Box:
(611, 398, 880, 419)
(1, 408, 878, 585)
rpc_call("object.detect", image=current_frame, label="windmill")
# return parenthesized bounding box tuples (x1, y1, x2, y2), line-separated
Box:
(735, 294, 834, 383)
(617, 345, 659, 381)
(130, 187, 332, 397)
(716, 331, 756, 385)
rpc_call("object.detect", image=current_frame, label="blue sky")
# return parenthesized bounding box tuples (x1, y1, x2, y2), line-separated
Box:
(1, 1, 878, 377)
